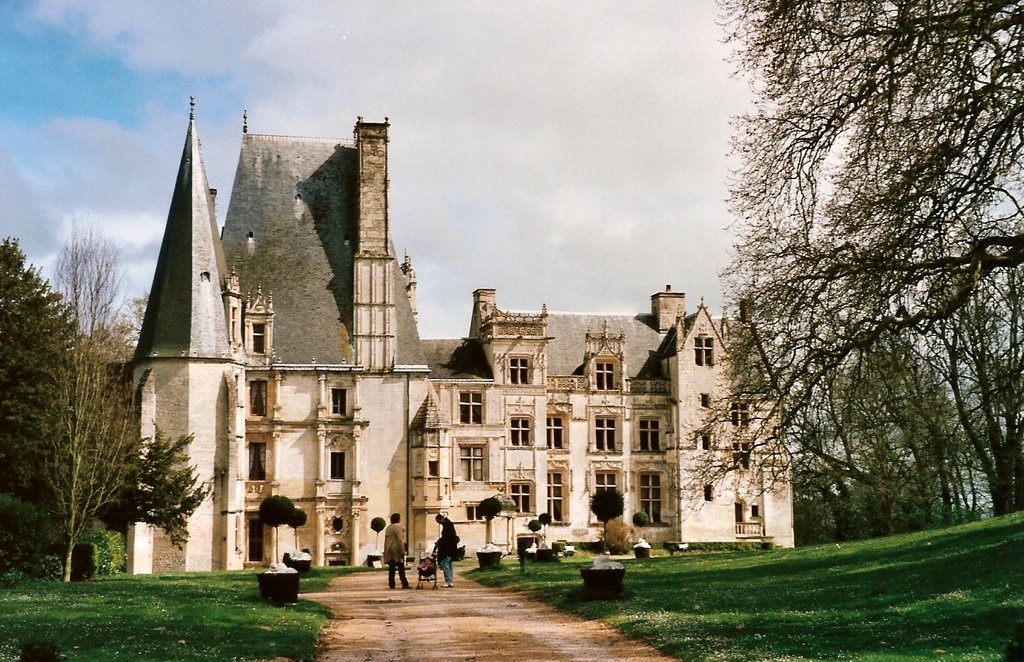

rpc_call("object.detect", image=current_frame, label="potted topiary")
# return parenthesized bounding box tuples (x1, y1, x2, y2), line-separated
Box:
(283, 508, 311, 573)
(631, 512, 651, 558)
(257, 495, 300, 603)
(529, 519, 553, 561)
(367, 516, 387, 567)
(580, 489, 626, 597)
(476, 496, 503, 568)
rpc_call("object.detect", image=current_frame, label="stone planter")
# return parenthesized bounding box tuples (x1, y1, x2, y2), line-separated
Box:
(366, 554, 382, 568)
(476, 550, 502, 568)
(283, 553, 312, 573)
(579, 568, 625, 598)
(633, 546, 650, 559)
(257, 572, 300, 603)
(536, 548, 555, 562)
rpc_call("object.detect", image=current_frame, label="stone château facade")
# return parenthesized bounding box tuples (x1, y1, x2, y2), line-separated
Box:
(127, 113, 793, 573)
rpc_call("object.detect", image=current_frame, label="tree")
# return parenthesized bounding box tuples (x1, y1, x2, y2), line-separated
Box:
(0, 238, 72, 500)
(370, 516, 387, 552)
(590, 489, 624, 553)
(104, 430, 209, 547)
(478, 496, 503, 544)
(721, 1, 1024, 511)
(288, 507, 307, 551)
(258, 495, 296, 563)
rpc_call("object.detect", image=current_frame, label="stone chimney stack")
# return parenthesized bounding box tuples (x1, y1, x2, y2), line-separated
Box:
(651, 285, 686, 333)
(469, 288, 496, 339)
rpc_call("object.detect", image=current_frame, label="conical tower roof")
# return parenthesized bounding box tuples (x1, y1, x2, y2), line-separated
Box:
(135, 108, 230, 360)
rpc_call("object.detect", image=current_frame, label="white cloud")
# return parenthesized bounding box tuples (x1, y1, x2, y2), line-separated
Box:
(11, 0, 749, 337)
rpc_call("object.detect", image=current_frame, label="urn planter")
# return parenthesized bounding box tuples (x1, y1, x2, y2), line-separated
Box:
(633, 546, 650, 559)
(579, 567, 626, 598)
(257, 572, 300, 603)
(536, 548, 555, 562)
(476, 550, 502, 568)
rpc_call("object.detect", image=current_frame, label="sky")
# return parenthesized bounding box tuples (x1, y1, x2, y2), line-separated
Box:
(0, 0, 750, 339)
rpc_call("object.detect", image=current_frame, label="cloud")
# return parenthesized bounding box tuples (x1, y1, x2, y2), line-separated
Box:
(8, 1, 749, 338)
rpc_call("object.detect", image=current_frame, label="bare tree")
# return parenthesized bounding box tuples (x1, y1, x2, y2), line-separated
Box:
(720, 1, 1024, 512)
(44, 225, 136, 581)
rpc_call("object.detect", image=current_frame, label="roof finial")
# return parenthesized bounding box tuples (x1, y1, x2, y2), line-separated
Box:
(189, 96, 195, 120)
(242, 109, 248, 134)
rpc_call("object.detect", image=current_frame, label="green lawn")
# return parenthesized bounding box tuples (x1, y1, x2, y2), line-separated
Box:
(0, 566, 361, 661)
(468, 512, 1024, 661)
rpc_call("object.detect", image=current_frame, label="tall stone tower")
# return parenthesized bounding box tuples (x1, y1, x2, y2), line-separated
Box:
(130, 106, 241, 572)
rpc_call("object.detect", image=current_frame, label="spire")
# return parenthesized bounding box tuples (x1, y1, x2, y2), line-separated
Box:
(135, 106, 230, 360)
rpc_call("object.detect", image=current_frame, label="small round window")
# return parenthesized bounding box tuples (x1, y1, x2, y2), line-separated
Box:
(331, 517, 344, 533)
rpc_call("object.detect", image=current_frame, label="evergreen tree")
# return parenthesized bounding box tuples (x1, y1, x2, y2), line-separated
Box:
(0, 237, 72, 500)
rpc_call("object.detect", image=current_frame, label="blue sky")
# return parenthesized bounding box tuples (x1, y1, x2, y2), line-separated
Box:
(0, 1, 749, 338)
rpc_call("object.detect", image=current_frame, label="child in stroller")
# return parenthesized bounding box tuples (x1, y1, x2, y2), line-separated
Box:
(416, 553, 438, 589)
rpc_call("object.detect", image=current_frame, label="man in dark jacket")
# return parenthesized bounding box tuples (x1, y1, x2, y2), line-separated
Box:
(434, 513, 459, 587)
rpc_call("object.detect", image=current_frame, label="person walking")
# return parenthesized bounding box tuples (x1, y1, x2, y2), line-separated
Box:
(434, 512, 459, 588)
(383, 513, 410, 589)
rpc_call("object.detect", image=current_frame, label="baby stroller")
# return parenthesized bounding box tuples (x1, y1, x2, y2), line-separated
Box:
(416, 554, 438, 589)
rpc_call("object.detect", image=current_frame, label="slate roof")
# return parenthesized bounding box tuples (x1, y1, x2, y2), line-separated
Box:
(135, 116, 230, 361)
(220, 133, 424, 366)
(545, 312, 665, 378)
(422, 311, 667, 380)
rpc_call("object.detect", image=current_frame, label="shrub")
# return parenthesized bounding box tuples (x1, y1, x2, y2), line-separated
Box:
(0, 494, 53, 575)
(0, 570, 25, 588)
(527, 519, 542, 533)
(20, 639, 63, 662)
(35, 555, 63, 581)
(73, 531, 126, 579)
(632, 511, 650, 528)
(602, 518, 632, 554)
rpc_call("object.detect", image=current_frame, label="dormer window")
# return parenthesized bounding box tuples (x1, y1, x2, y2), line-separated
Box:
(251, 323, 266, 354)
(595, 360, 616, 390)
(695, 336, 714, 366)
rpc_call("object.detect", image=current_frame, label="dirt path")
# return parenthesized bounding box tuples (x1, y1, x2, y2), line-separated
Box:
(305, 564, 678, 661)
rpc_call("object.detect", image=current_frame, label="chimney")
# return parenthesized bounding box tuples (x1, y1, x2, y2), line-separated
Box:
(651, 285, 686, 333)
(469, 288, 496, 338)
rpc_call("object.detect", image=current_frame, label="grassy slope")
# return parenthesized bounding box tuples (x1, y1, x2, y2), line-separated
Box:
(0, 567, 357, 661)
(469, 512, 1024, 660)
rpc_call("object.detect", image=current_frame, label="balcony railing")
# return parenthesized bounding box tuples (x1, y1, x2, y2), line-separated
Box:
(629, 379, 671, 394)
(736, 521, 765, 537)
(547, 376, 588, 392)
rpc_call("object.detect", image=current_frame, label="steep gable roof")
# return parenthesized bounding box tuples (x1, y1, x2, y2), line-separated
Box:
(220, 133, 424, 366)
(135, 113, 230, 361)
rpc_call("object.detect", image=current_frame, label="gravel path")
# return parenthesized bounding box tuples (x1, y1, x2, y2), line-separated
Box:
(305, 564, 678, 661)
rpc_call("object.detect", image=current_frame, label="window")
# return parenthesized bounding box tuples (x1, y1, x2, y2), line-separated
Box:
(250, 380, 267, 416)
(595, 417, 617, 451)
(427, 460, 439, 477)
(247, 516, 264, 562)
(248, 442, 266, 480)
(700, 393, 711, 408)
(466, 504, 485, 520)
(703, 484, 714, 502)
(509, 357, 529, 384)
(595, 361, 616, 390)
(640, 473, 662, 523)
(731, 402, 750, 427)
(460, 446, 484, 481)
(331, 388, 347, 416)
(459, 392, 482, 424)
(330, 451, 345, 480)
(511, 483, 532, 513)
(595, 471, 617, 492)
(230, 307, 238, 344)
(732, 441, 752, 469)
(751, 504, 760, 518)
(546, 416, 564, 449)
(695, 336, 713, 366)
(252, 323, 266, 354)
(547, 472, 564, 522)
(701, 434, 712, 451)
(638, 418, 661, 451)
(510, 417, 531, 446)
